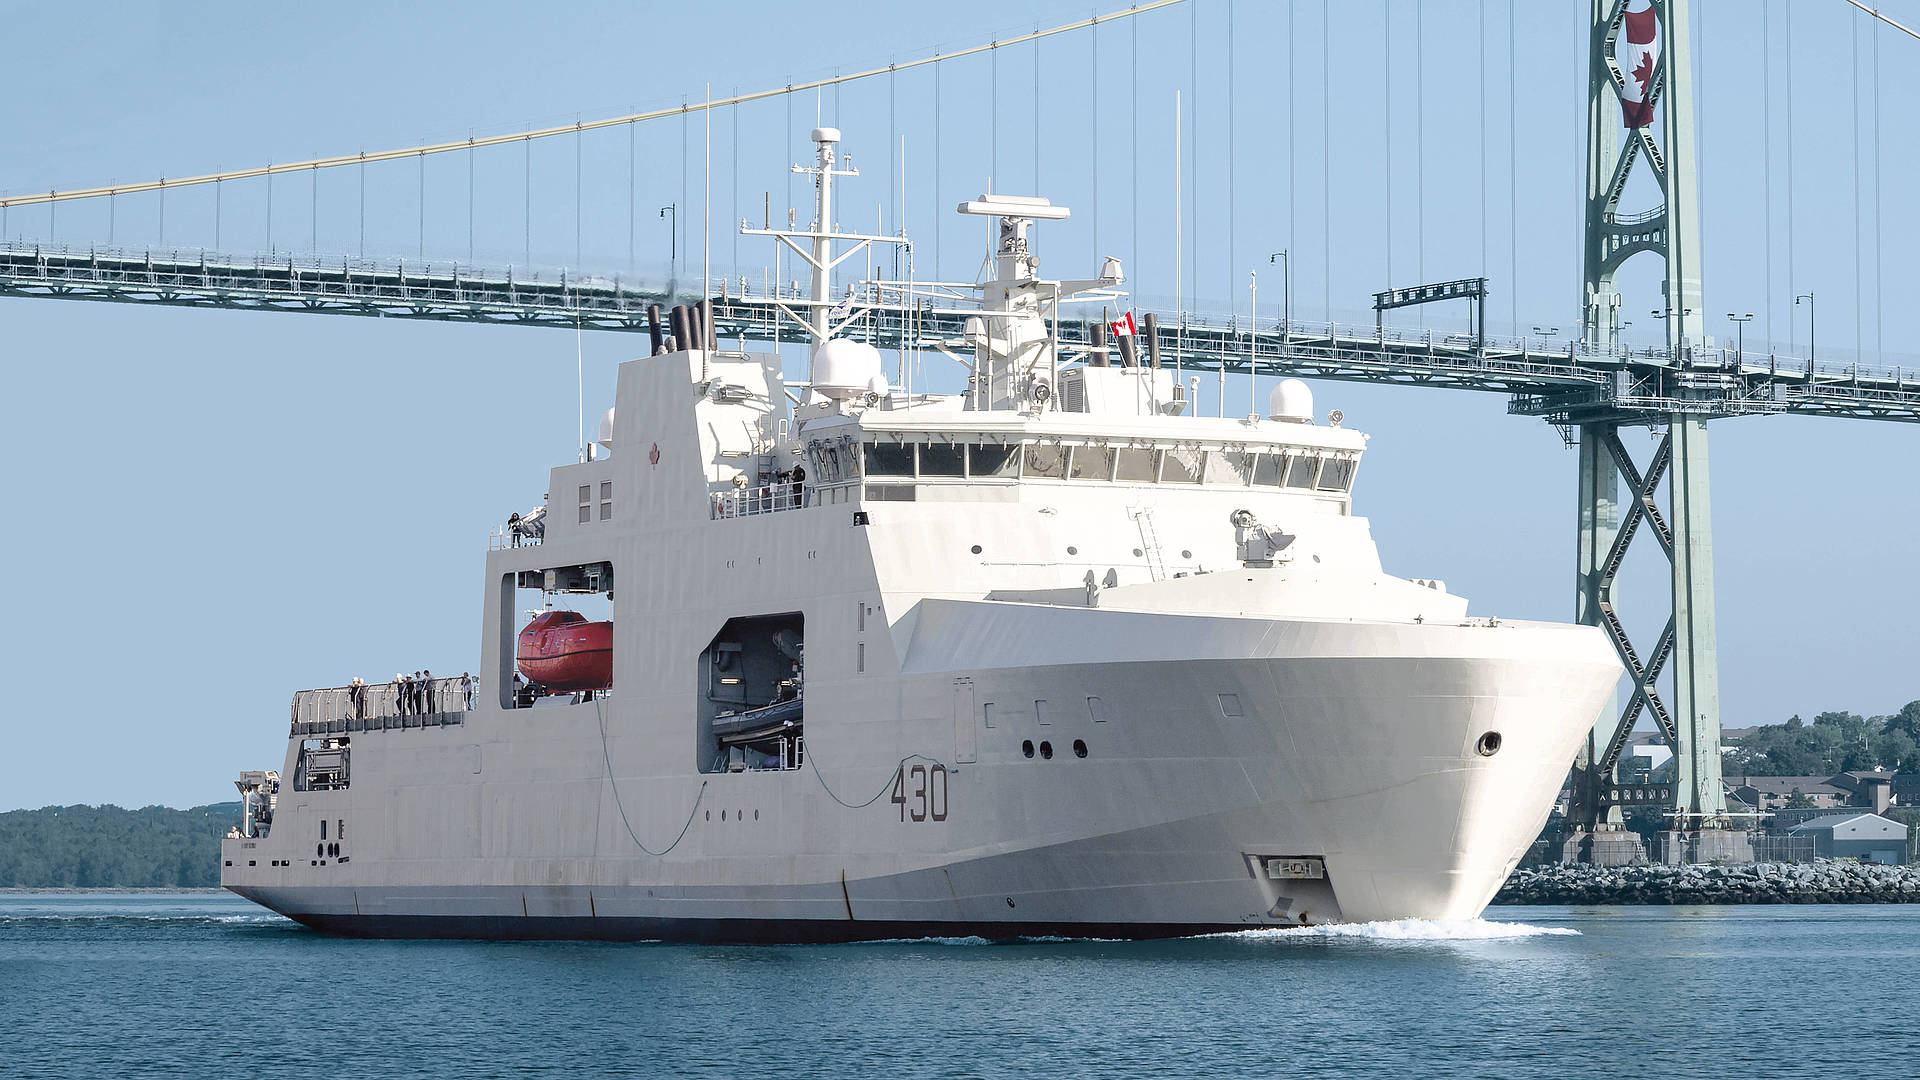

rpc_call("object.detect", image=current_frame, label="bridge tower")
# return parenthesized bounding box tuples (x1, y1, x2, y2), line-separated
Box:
(1564, 0, 1742, 864)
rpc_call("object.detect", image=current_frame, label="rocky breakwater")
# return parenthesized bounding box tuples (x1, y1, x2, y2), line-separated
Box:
(1495, 860, 1920, 905)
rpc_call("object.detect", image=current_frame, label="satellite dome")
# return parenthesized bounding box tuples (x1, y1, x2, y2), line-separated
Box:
(1268, 379, 1314, 423)
(596, 407, 616, 451)
(811, 338, 885, 400)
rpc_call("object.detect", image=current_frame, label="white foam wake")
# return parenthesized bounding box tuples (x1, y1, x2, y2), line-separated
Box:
(1221, 917, 1580, 942)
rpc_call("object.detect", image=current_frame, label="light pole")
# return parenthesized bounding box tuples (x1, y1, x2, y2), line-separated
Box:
(1726, 312, 1754, 367)
(659, 204, 677, 277)
(1795, 292, 1815, 375)
(1532, 325, 1560, 351)
(1268, 250, 1290, 344)
(1651, 307, 1695, 361)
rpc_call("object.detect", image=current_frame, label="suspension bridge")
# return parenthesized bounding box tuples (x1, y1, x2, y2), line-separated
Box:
(3, 0, 1916, 861)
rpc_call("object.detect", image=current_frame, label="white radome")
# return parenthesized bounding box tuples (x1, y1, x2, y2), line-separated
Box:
(812, 338, 886, 400)
(1269, 378, 1315, 423)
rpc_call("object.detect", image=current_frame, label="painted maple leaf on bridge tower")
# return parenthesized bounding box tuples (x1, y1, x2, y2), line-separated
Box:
(1618, 3, 1659, 128)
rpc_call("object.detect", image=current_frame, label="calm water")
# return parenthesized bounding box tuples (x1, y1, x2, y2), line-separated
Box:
(4, 891, 1916, 1079)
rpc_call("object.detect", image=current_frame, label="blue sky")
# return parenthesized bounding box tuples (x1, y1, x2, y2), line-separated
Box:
(1, 0, 1915, 809)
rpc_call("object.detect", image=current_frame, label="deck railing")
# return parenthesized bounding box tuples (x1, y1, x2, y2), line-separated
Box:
(290, 676, 475, 735)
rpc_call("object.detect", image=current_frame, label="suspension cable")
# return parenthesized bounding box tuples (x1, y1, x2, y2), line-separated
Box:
(1841, 0, 1920, 42)
(0, 0, 1184, 211)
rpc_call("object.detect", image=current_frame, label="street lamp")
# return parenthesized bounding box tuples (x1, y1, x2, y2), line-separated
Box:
(1532, 325, 1560, 351)
(659, 204, 677, 276)
(1795, 292, 1815, 372)
(1726, 312, 1754, 366)
(1650, 307, 1694, 359)
(1268, 250, 1290, 344)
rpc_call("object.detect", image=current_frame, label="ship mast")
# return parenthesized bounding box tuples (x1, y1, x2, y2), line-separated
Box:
(740, 127, 906, 386)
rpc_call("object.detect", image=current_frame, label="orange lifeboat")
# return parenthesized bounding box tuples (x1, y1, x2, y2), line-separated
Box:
(516, 611, 612, 691)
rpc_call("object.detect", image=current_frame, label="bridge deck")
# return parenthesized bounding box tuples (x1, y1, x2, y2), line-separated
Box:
(5, 241, 1915, 425)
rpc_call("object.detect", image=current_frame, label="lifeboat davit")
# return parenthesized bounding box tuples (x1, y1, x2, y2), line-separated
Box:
(516, 610, 612, 691)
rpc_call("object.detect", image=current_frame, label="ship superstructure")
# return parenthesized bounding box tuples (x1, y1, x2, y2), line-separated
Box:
(222, 129, 1620, 940)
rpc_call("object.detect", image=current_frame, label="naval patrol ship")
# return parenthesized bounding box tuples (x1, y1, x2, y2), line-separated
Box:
(221, 128, 1621, 941)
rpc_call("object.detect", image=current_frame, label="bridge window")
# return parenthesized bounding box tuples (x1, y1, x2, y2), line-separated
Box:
(1206, 451, 1256, 486)
(1252, 453, 1284, 486)
(1069, 445, 1116, 481)
(599, 481, 613, 520)
(1317, 458, 1355, 492)
(1115, 448, 1159, 482)
(1284, 455, 1320, 489)
(1162, 448, 1205, 484)
(1022, 444, 1069, 479)
(968, 444, 1019, 477)
(865, 444, 914, 477)
(919, 443, 965, 477)
(577, 485, 592, 523)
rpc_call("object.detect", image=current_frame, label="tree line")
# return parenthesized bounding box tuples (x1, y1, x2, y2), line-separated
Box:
(1722, 700, 1920, 778)
(0, 802, 240, 888)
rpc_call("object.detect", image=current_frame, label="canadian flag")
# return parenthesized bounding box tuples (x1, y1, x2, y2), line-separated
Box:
(1618, 2, 1659, 129)
(1109, 311, 1137, 338)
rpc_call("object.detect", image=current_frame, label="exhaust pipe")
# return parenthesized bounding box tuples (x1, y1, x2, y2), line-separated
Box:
(647, 304, 665, 355)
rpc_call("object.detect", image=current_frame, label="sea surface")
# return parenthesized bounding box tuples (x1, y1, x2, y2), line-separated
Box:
(3, 891, 1916, 1079)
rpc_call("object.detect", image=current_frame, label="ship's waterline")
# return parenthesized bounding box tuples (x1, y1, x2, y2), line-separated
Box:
(221, 127, 1620, 940)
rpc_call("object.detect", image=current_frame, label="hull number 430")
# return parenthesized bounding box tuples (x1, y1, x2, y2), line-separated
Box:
(891, 764, 948, 822)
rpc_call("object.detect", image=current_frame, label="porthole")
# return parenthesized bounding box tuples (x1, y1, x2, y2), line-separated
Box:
(1180, 549, 1193, 559)
(316, 843, 324, 857)
(754, 809, 760, 821)
(1066, 546, 1079, 555)
(1039, 740, 1054, 760)
(970, 544, 983, 554)
(1073, 739, 1088, 758)
(1132, 548, 1144, 557)
(1476, 731, 1503, 757)
(1022, 739, 1035, 758)
(705, 810, 711, 820)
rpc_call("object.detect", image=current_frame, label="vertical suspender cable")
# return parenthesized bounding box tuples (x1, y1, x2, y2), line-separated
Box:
(1507, 0, 1517, 337)
(574, 119, 583, 270)
(1873, 8, 1882, 362)
(888, 64, 897, 256)
(311, 163, 317, 253)
(785, 83, 794, 235)
(1852, 9, 1862, 363)
(1785, 0, 1795, 353)
(1132, 14, 1139, 299)
(263, 165, 270, 254)
(1763, 2, 1773, 348)
(1175, 89, 1183, 383)
(469, 134, 476, 265)
(934, 62, 942, 280)
(1287, 0, 1295, 288)
(1190, 0, 1198, 315)
(1323, 0, 1332, 322)
(524, 133, 531, 268)
(1416, 0, 1424, 308)
(215, 178, 222, 250)
(735, 89, 742, 274)
(422, 148, 428, 261)
(1036, 29, 1043, 198)
(1385, 0, 1393, 294)
(992, 46, 999, 187)
(628, 112, 636, 273)
(1227, 0, 1236, 319)
(1092, 17, 1099, 269)
(1478, 0, 1486, 279)
(682, 99, 690, 285)
(360, 153, 367, 259)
